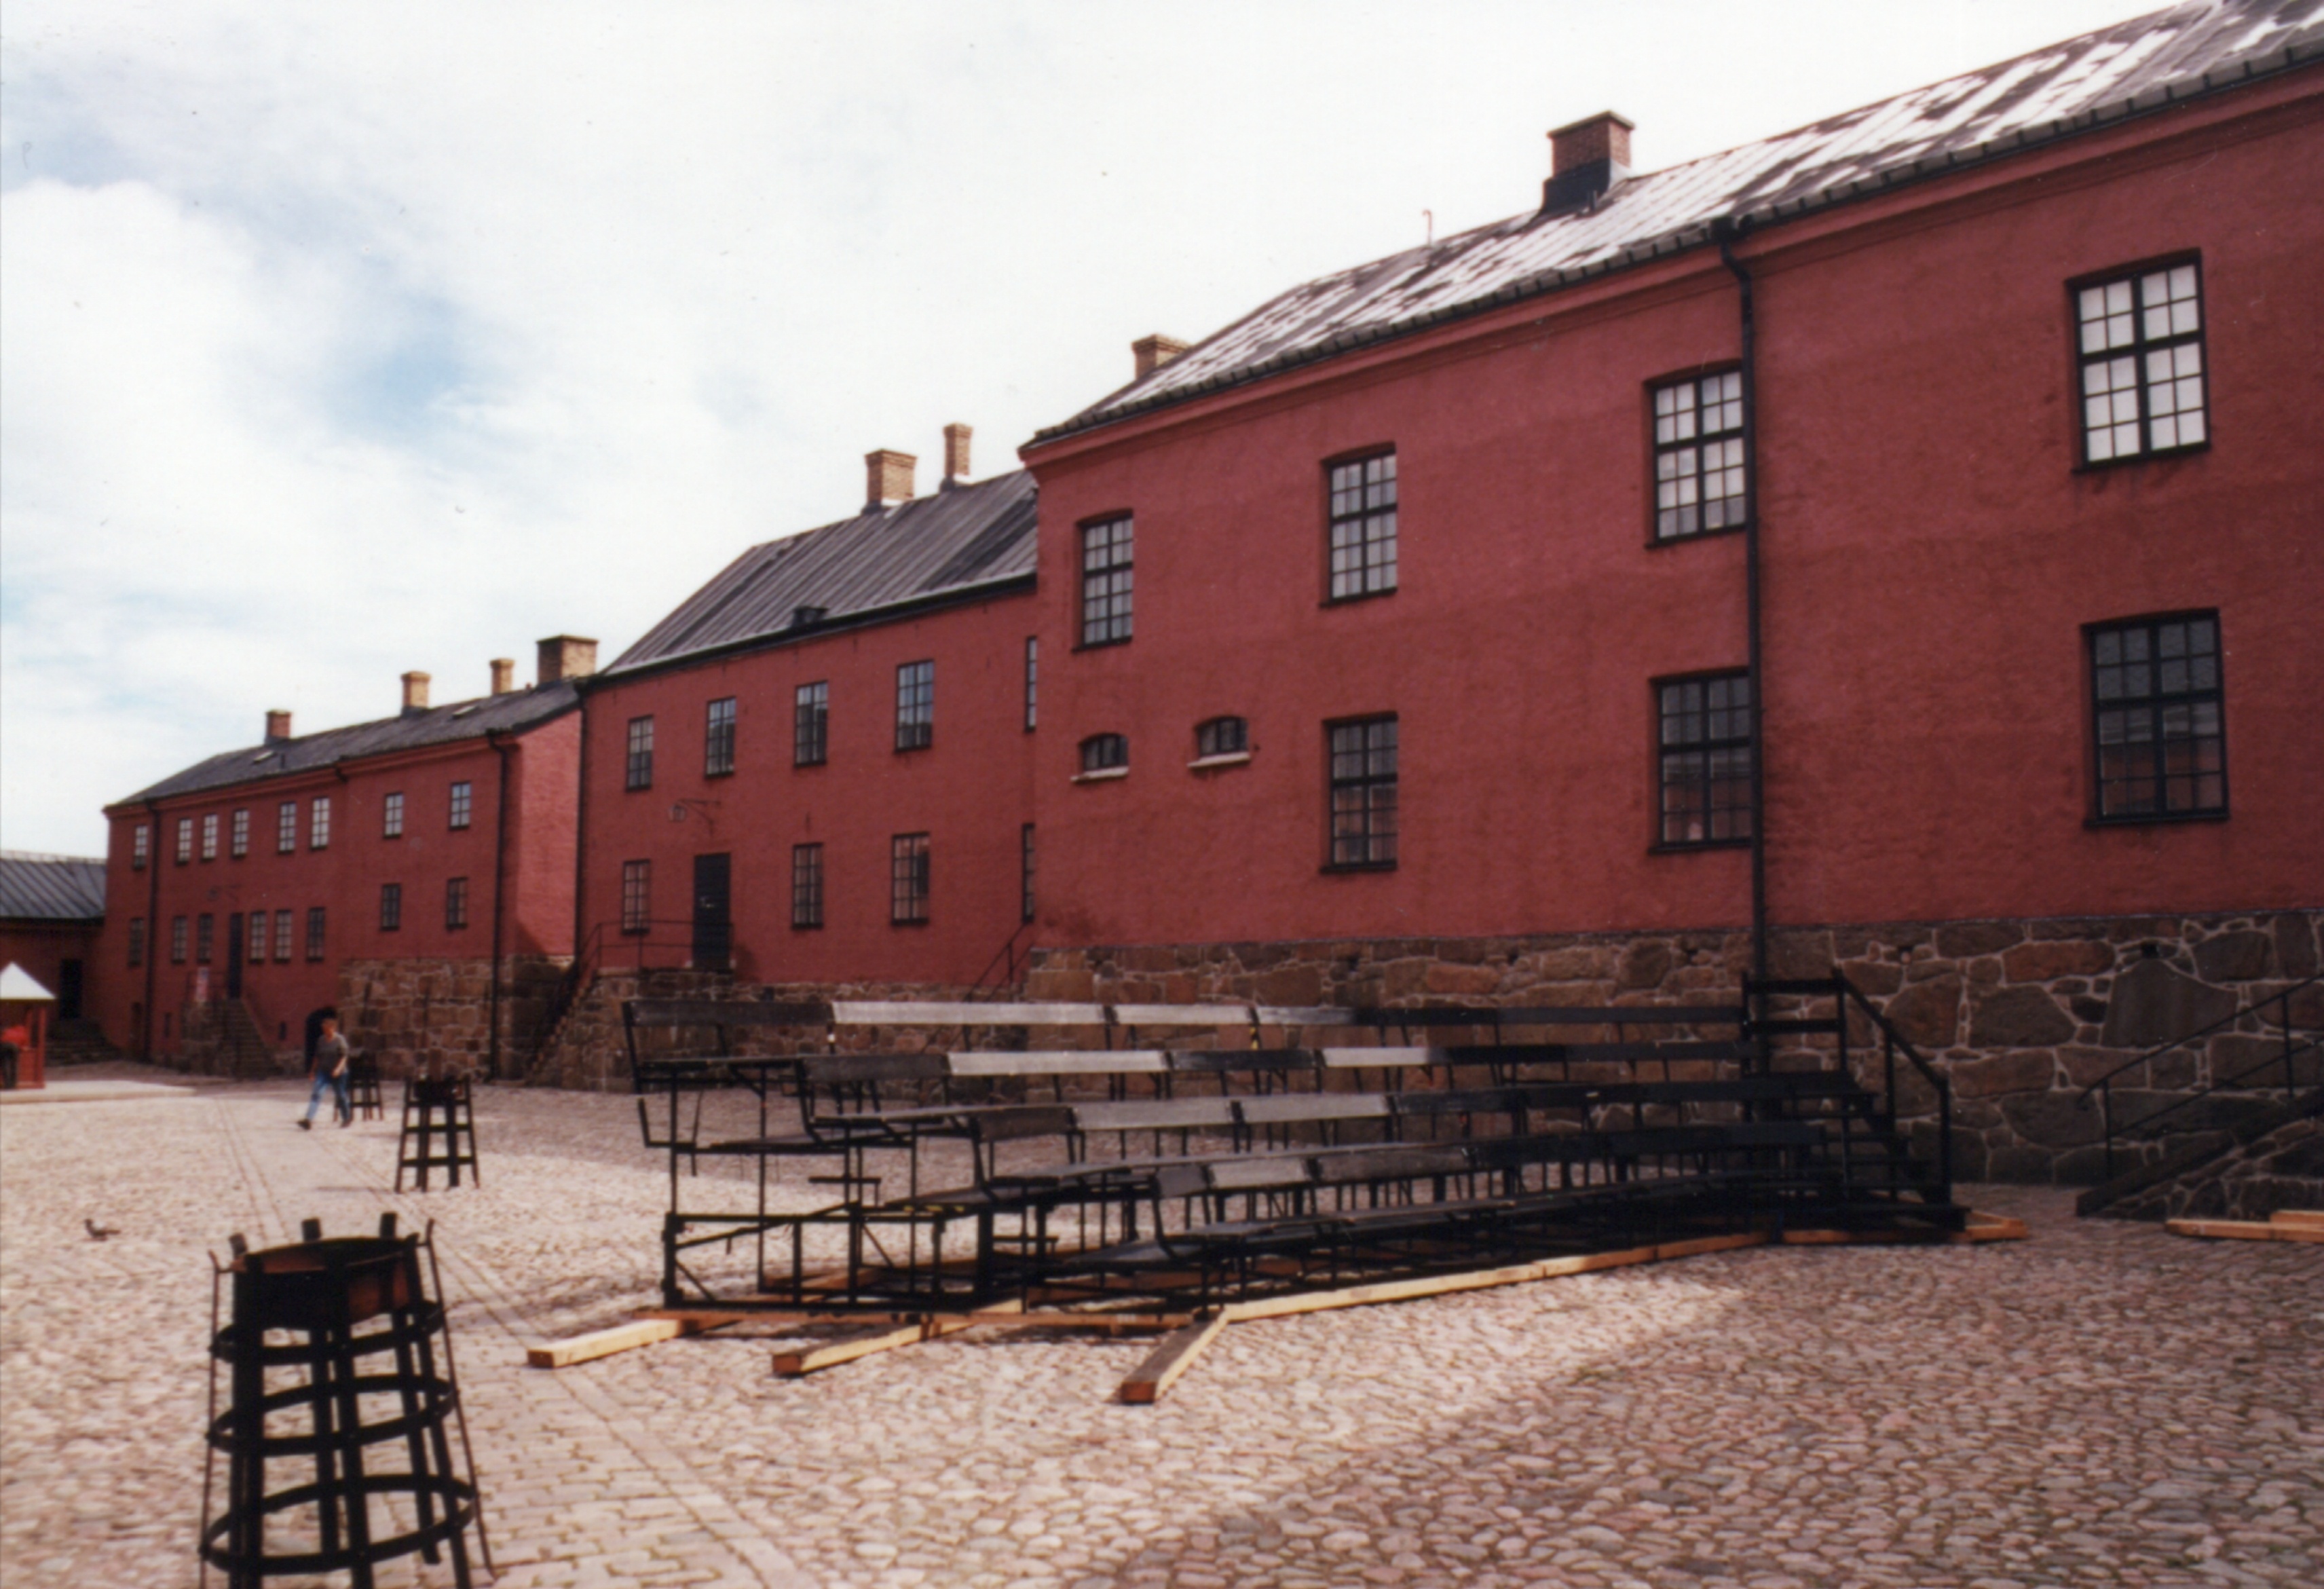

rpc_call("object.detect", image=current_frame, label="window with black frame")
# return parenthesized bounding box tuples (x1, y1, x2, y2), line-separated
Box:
(1196, 716, 1248, 760)
(1327, 453, 1398, 599)
(1079, 734, 1128, 775)
(1326, 716, 1398, 867)
(1651, 371, 1746, 541)
(625, 717, 655, 790)
(2076, 260, 2205, 466)
(1023, 637, 1038, 730)
(895, 662, 933, 751)
(230, 809, 249, 857)
(305, 907, 326, 960)
(274, 910, 293, 962)
(621, 859, 651, 933)
(795, 681, 828, 766)
(449, 780, 472, 829)
(791, 844, 823, 929)
(890, 832, 930, 924)
(445, 877, 469, 931)
(247, 912, 265, 963)
(379, 883, 402, 933)
(705, 696, 736, 776)
(1657, 673, 1753, 846)
(2090, 613, 2225, 820)
(1020, 824, 1035, 923)
(277, 802, 297, 853)
(383, 791, 405, 838)
(1080, 517, 1133, 645)
(128, 918, 146, 967)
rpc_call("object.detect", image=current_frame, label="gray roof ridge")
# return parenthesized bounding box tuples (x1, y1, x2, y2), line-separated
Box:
(1034, 0, 2320, 445)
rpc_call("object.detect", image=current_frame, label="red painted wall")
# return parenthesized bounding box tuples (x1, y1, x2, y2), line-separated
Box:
(1021, 82, 2324, 950)
(578, 591, 1038, 988)
(91, 711, 580, 1059)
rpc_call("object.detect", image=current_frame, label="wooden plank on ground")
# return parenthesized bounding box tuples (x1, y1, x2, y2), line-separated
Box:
(2169, 1215, 2324, 1244)
(527, 1313, 743, 1369)
(1961, 1212, 2031, 1242)
(2272, 1210, 2324, 1232)
(1653, 1233, 1769, 1261)
(1119, 1311, 1228, 1404)
(772, 1320, 930, 1377)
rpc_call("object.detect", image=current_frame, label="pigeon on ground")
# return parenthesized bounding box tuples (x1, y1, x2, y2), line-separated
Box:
(85, 1218, 121, 1241)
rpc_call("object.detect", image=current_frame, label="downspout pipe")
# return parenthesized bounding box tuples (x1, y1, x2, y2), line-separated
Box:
(487, 729, 514, 1080)
(1714, 217, 1771, 992)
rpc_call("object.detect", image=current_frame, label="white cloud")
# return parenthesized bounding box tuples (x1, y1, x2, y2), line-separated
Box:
(0, 0, 2161, 853)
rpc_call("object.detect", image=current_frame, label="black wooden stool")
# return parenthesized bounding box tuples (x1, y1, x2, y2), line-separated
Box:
(396, 1075, 481, 1192)
(345, 1054, 384, 1123)
(201, 1214, 489, 1588)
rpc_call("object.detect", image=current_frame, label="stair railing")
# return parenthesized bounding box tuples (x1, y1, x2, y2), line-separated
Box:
(967, 918, 1036, 1001)
(2074, 973, 2322, 1186)
(1746, 972, 1953, 1204)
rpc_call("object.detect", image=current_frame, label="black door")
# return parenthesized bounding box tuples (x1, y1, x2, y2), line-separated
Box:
(225, 915, 244, 999)
(58, 958, 85, 1021)
(692, 853, 732, 972)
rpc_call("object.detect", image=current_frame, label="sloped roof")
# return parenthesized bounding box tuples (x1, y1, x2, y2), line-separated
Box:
(607, 469, 1038, 676)
(118, 681, 580, 806)
(1040, 0, 2324, 444)
(0, 853, 107, 923)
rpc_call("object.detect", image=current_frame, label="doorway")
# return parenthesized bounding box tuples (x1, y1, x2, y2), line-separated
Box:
(692, 853, 732, 972)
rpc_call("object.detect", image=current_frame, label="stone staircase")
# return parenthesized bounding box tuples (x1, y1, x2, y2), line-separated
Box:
(2077, 1087, 2324, 1222)
(44, 1018, 124, 1068)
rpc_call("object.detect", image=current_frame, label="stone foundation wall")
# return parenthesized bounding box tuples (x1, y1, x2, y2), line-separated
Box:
(339, 955, 571, 1081)
(1027, 908, 2323, 1185)
(2102, 1103, 2324, 1222)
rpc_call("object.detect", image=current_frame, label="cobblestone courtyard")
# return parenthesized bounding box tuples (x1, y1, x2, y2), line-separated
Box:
(2, 1066, 2317, 1589)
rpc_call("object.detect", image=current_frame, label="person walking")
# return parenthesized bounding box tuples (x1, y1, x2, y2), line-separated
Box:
(299, 1016, 352, 1129)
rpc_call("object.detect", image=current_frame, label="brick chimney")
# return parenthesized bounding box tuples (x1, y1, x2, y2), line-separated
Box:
(537, 635, 599, 685)
(401, 671, 432, 715)
(866, 449, 916, 510)
(1543, 111, 1634, 214)
(489, 657, 515, 696)
(1133, 335, 1189, 379)
(265, 709, 293, 742)
(941, 423, 973, 487)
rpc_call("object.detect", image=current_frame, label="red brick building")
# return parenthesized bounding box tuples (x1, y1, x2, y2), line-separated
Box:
(567, 435, 1038, 1003)
(0, 853, 107, 1026)
(93, 643, 588, 1075)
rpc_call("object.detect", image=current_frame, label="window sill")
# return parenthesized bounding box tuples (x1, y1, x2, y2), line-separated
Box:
(791, 922, 824, 932)
(1649, 838, 1753, 855)
(1072, 636, 1132, 654)
(1320, 587, 1398, 610)
(2085, 809, 2228, 829)
(2074, 440, 2211, 474)
(1187, 751, 1252, 771)
(890, 918, 931, 929)
(1072, 767, 1129, 783)
(1321, 860, 1397, 874)
(704, 769, 735, 781)
(1645, 522, 1746, 550)
(794, 758, 828, 770)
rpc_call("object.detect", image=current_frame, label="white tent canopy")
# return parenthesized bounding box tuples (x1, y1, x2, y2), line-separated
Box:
(0, 963, 57, 1002)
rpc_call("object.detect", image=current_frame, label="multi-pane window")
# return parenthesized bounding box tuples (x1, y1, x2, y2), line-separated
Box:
(449, 781, 472, 829)
(705, 697, 736, 777)
(196, 913, 214, 964)
(1657, 673, 1753, 846)
(895, 662, 933, 751)
(2091, 614, 2226, 820)
(1327, 452, 1398, 599)
(1079, 734, 1128, 774)
(795, 682, 829, 766)
(379, 883, 402, 933)
(383, 791, 405, 838)
(170, 916, 189, 963)
(132, 824, 149, 869)
(1024, 637, 1038, 730)
(310, 796, 332, 850)
(621, 860, 652, 934)
(1652, 372, 1748, 541)
(791, 844, 824, 930)
(247, 911, 266, 963)
(201, 815, 219, 861)
(230, 809, 249, 858)
(1197, 716, 1249, 759)
(890, 832, 931, 924)
(1079, 517, 1134, 645)
(274, 910, 294, 962)
(277, 802, 297, 854)
(176, 819, 193, 865)
(2077, 261, 2206, 464)
(445, 877, 469, 931)
(127, 918, 147, 968)
(1327, 716, 1399, 867)
(1020, 824, 1036, 924)
(626, 717, 655, 790)
(305, 907, 327, 960)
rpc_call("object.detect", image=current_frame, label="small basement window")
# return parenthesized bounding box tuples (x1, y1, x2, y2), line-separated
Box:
(1191, 716, 1252, 768)
(1075, 733, 1129, 782)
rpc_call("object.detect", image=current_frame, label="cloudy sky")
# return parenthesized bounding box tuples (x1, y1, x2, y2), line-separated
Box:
(3, 0, 2164, 857)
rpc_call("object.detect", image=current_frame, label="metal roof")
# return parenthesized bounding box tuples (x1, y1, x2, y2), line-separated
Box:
(117, 681, 580, 806)
(0, 853, 107, 922)
(1039, 0, 2324, 444)
(607, 469, 1038, 676)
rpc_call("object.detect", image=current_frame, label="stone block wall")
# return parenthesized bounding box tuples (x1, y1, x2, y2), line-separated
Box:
(2099, 1103, 2324, 1222)
(1026, 908, 2323, 1185)
(338, 955, 571, 1080)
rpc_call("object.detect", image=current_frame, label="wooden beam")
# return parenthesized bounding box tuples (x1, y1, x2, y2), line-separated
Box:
(2272, 1210, 2324, 1232)
(526, 1313, 742, 1369)
(772, 1320, 929, 1376)
(2168, 1216, 2324, 1244)
(1119, 1311, 1228, 1404)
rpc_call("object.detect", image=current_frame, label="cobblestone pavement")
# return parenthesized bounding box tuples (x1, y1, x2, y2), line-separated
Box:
(3, 1064, 2318, 1589)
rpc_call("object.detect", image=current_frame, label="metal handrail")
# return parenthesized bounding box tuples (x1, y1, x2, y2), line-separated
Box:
(2072, 971, 2321, 1104)
(968, 918, 1037, 1001)
(1746, 973, 1953, 1203)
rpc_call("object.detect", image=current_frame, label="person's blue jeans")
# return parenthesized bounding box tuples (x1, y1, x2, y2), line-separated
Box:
(303, 1069, 349, 1123)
